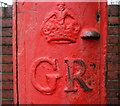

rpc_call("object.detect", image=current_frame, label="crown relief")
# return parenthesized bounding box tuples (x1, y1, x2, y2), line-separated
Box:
(41, 3, 81, 44)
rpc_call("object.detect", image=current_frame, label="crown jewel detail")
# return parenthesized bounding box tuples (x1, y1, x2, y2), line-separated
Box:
(41, 3, 80, 44)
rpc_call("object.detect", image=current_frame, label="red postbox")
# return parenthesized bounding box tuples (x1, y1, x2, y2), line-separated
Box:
(13, 0, 107, 104)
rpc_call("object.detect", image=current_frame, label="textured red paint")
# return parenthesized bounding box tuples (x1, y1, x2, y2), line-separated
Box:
(13, 2, 107, 104)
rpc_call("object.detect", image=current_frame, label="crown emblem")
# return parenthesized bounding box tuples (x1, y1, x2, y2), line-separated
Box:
(41, 3, 80, 44)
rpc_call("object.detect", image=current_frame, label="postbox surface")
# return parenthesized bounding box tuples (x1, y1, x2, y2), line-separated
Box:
(13, 0, 107, 104)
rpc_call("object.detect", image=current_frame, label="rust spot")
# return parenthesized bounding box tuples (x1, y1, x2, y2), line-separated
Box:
(96, 12, 100, 22)
(88, 81, 92, 86)
(22, 2, 24, 5)
(90, 63, 96, 69)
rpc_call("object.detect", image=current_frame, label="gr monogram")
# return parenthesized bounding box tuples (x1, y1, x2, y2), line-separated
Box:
(31, 57, 92, 95)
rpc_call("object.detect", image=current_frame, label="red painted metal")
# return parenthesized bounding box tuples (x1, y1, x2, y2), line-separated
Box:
(13, 1, 108, 104)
